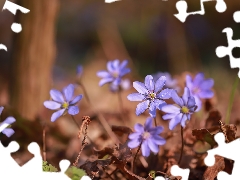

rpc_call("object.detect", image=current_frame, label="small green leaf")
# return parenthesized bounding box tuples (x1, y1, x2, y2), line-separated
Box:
(149, 170, 156, 178)
(42, 161, 58, 172)
(65, 166, 86, 180)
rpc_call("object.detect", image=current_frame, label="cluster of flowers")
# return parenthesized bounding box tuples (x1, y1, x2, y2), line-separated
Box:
(96, 59, 214, 157)
(0, 59, 214, 159)
(126, 72, 213, 156)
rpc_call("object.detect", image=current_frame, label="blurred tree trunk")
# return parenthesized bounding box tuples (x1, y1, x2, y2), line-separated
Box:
(9, 0, 59, 120)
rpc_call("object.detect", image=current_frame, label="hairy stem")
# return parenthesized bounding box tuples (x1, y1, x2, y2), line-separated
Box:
(225, 76, 239, 124)
(178, 126, 184, 165)
(73, 116, 91, 166)
(133, 142, 142, 173)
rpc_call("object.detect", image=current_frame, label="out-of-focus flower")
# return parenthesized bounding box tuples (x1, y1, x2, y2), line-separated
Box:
(110, 78, 131, 92)
(76, 65, 83, 77)
(97, 59, 130, 87)
(0, 107, 16, 137)
(162, 87, 197, 130)
(128, 117, 166, 157)
(44, 84, 83, 122)
(186, 73, 214, 111)
(152, 72, 179, 90)
(127, 75, 173, 117)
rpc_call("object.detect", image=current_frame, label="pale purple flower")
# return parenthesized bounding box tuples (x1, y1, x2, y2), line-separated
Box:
(110, 78, 131, 92)
(128, 117, 166, 157)
(127, 75, 173, 117)
(186, 73, 214, 111)
(44, 84, 83, 122)
(152, 72, 179, 90)
(162, 87, 197, 130)
(97, 59, 130, 87)
(0, 107, 16, 137)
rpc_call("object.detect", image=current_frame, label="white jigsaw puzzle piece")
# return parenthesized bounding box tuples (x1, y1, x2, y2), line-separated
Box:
(174, 0, 227, 22)
(105, 0, 121, 3)
(80, 176, 92, 180)
(0, 44, 7, 51)
(0, 140, 92, 180)
(216, 11, 240, 78)
(204, 132, 240, 180)
(170, 165, 190, 180)
(21, 142, 43, 173)
(154, 165, 190, 179)
(233, 11, 240, 23)
(2, 0, 30, 15)
(0, 141, 20, 170)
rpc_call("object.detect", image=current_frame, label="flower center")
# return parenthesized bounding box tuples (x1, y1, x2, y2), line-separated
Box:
(62, 102, 69, 109)
(193, 87, 200, 94)
(149, 92, 156, 99)
(112, 71, 119, 78)
(181, 106, 189, 114)
(142, 132, 150, 139)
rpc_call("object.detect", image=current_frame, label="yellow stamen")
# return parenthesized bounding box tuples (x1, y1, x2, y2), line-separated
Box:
(62, 102, 69, 109)
(193, 87, 200, 94)
(149, 92, 156, 99)
(112, 71, 119, 78)
(142, 132, 150, 139)
(181, 106, 189, 114)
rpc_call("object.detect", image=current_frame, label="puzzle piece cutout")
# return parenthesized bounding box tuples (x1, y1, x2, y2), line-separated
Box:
(0, 0, 30, 51)
(204, 132, 240, 179)
(154, 165, 190, 179)
(105, 0, 121, 3)
(216, 11, 240, 78)
(154, 176, 165, 180)
(170, 165, 190, 180)
(174, 0, 227, 22)
(0, 140, 92, 180)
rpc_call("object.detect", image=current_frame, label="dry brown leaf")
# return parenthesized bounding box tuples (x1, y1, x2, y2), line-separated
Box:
(192, 129, 217, 148)
(112, 125, 133, 136)
(205, 110, 222, 129)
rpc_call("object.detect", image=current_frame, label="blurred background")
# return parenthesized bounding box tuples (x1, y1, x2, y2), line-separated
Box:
(0, 0, 240, 174)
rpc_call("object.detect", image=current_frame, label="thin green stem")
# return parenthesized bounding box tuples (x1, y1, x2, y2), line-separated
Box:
(71, 115, 80, 130)
(178, 126, 184, 165)
(225, 76, 239, 124)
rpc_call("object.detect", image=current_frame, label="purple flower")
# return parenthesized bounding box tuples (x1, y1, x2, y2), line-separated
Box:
(110, 78, 131, 92)
(186, 73, 214, 111)
(152, 72, 179, 90)
(44, 84, 83, 122)
(97, 59, 130, 87)
(127, 75, 173, 117)
(162, 87, 197, 130)
(128, 117, 166, 157)
(0, 107, 16, 137)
